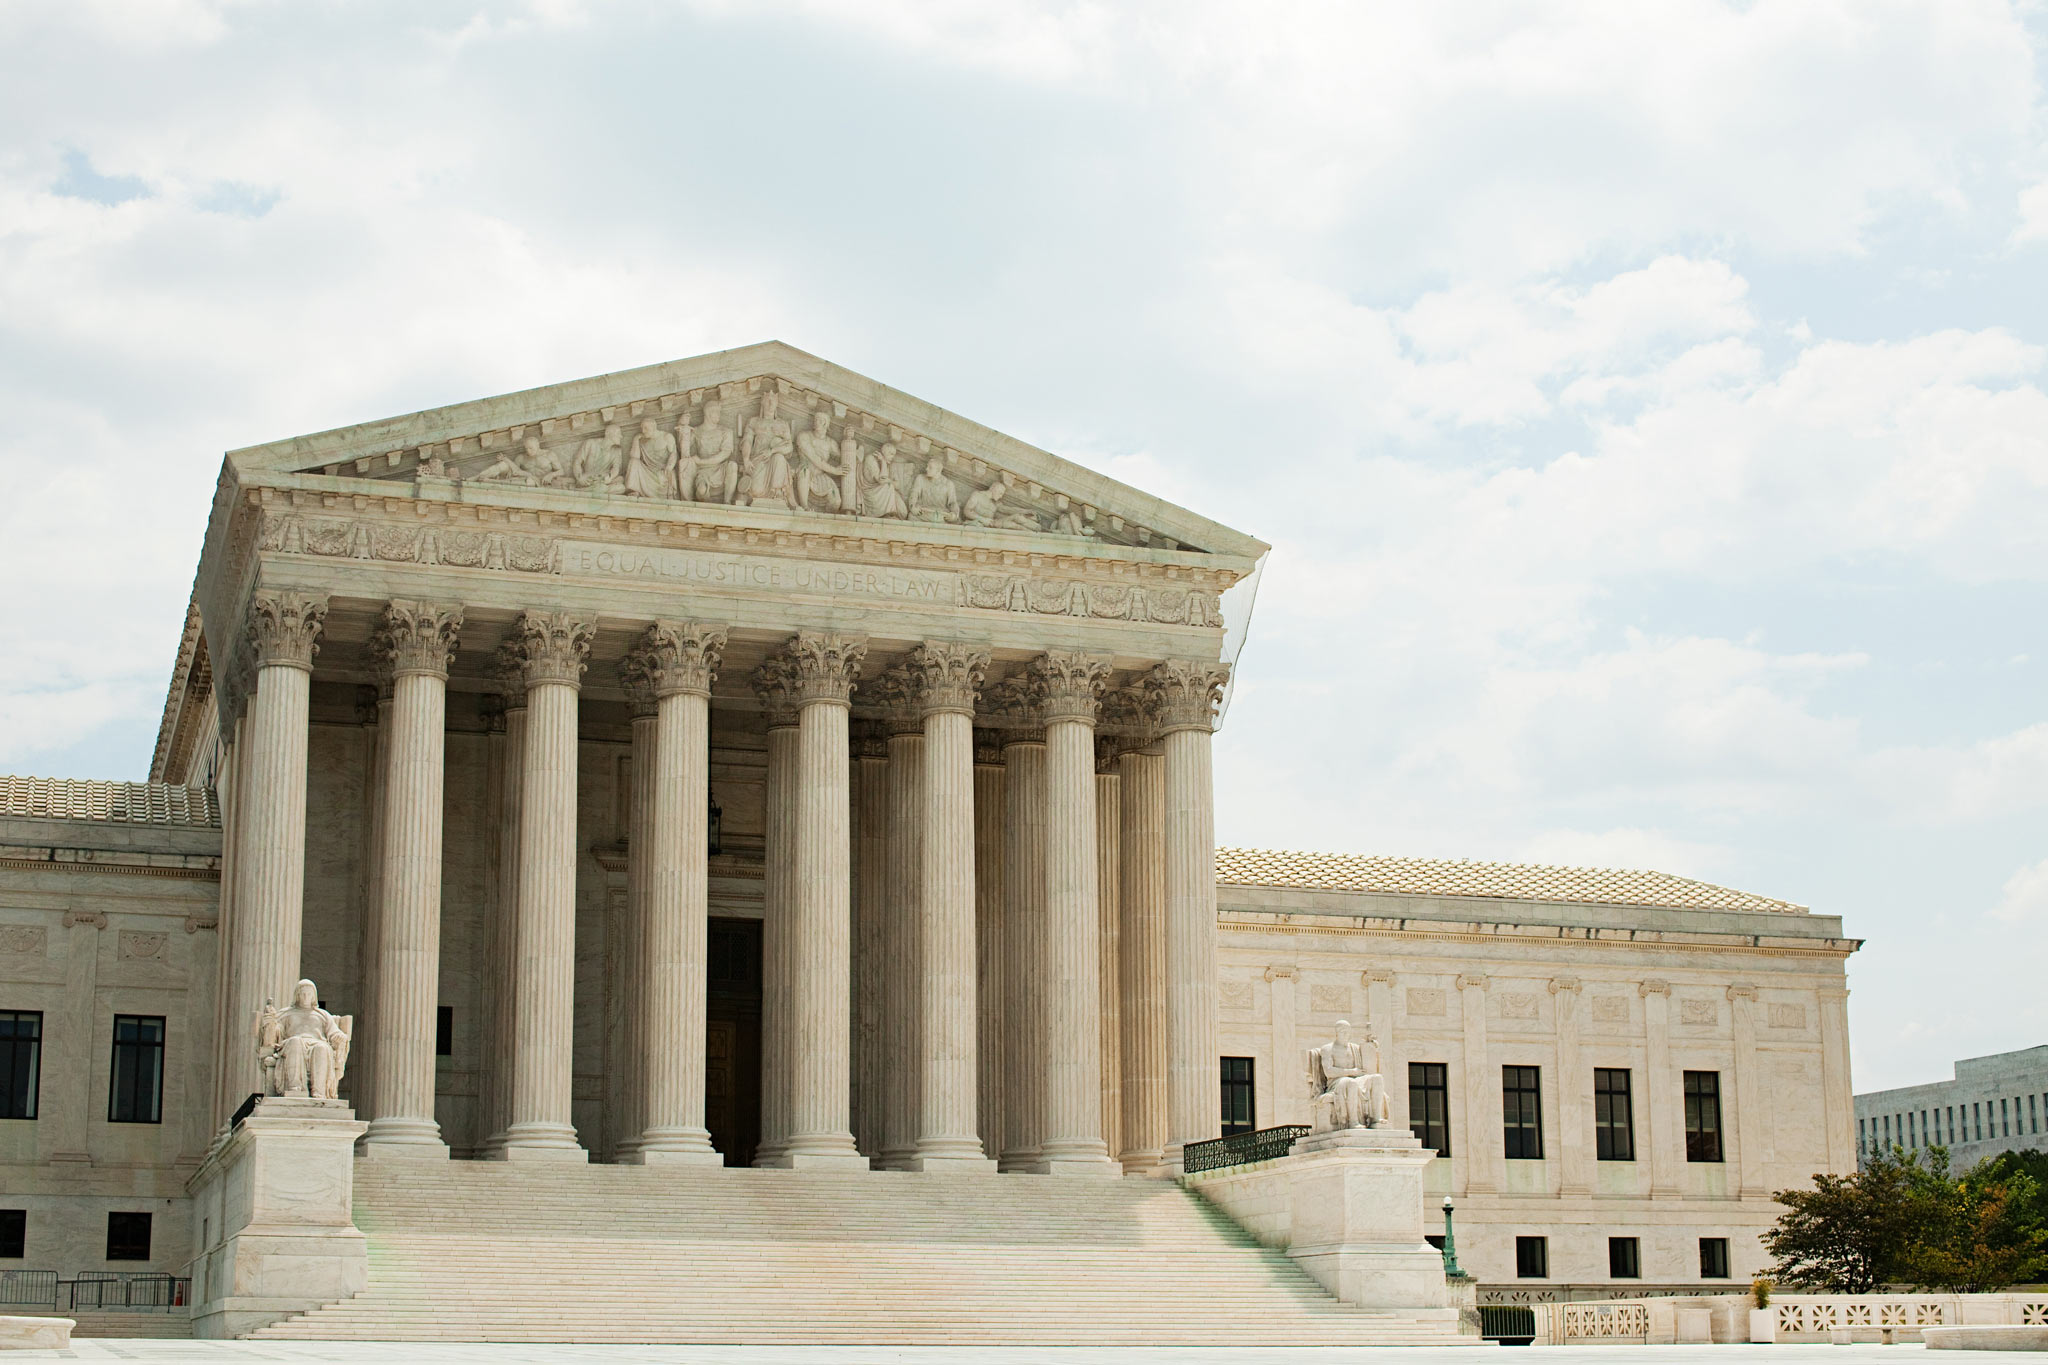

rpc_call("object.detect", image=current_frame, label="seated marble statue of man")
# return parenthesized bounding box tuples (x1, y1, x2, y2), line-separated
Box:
(255, 978, 353, 1101)
(1307, 1020, 1390, 1132)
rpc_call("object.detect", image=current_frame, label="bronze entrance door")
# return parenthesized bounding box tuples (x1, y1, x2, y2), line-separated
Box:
(705, 917, 762, 1166)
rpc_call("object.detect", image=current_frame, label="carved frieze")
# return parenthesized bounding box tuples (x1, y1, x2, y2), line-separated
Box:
(1308, 984, 1351, 1015)
(1768, 1003, 1808, 1029)
(1219, 980, 1254, 1010)
(1590, 996, 1630, 1024)
(1499, 992, 1540, 1020)
(1680, 998, 1719, 1026)
(118, 931, 168, 961)
(1405, 988, 1446, 1017)
(0, 925, 46, 956)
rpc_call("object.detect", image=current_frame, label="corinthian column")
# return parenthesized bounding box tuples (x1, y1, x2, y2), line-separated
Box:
(627, 621, 728, 1164)
(1095, 739, 1123, 1162)
(498, 611, 593, 1162)
(988, 676, 1047, 1172)
(851, 722, 890, 1160)
(1031, 650, 1117, 1175)
(479, 655, 526, 1157)
(224, 589, 327, 1108)
(773, 632, 869, 1169)
(1117, 737, 1167, 1174)
(870, 669, 924, 1170)
(751, 659, 800, 1167)
(363, 600, 464, 1157)
(1147, 659, 1228, 1175)
(612, 657, 658, 1163)
(973, 731, 1006, 1161)
(908, 643, 996, 1171)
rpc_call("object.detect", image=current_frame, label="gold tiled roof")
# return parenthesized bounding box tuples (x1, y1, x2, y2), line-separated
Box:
(1215, 847, 1805, 914)
(0, 776, 219, 828)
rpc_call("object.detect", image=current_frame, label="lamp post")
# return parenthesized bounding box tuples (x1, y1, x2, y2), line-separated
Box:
(1440, 1195, 1464, 1278)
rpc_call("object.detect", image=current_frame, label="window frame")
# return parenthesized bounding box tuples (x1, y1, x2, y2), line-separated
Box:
(1409, 1061, 1451, 1157)
(0, 1010, 42, 1122)
(1608, 1236, 1641, 1280)
(108, 1014, 166, 1126)
(1682, 1070, 1724, 1164)
(1699, 1237, 1730, 1279)
(105, 1211, 151, 1262)
(1219, 1056, 1255, 1137)
(0, 1208, 23, 1259)
(1595, 1067, 1635, 1162)
(1515, 1235, 1548, 1279)
(1502, 1065, 1543, 1161)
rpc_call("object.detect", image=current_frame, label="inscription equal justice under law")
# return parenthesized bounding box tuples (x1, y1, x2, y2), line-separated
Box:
(563, 542, 955, 604)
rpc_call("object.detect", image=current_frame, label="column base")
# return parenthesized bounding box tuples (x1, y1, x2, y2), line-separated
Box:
(360, 1117, 449, 1158)
(769, 1134, 868, 1171)
(751, 1143, 787, 1169)
(996, 1148, 1042, 1173)
(1030, 1155, 1124, 1177)
(906, 1149, 999, 1174)
(492, 1122, 587, 1162)
(1118, 1147, 1165, 1177)
(873, 1146, 916, 1172)
(625, 1128, 722, 1166)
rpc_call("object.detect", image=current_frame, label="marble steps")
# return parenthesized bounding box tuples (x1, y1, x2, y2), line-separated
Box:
(253, 1163, 1471, 1345)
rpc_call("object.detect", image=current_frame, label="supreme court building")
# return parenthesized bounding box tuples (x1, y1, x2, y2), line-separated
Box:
(0, 345, 1864, 1339)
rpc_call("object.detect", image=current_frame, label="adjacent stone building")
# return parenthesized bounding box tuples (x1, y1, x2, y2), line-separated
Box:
(1856, 1044, 2048, 1171)
(0, 344, 1863, 1323)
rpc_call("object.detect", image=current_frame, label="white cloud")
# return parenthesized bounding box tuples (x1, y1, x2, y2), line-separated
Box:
(1991, 857, 2048, 923)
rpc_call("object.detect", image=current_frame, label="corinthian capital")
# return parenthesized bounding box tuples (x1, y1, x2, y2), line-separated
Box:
(910, 642, 991, 717)
(638, 621, 728, 699)
(862, 665, 924, 736)
(373, 600, 464, 679)
(981, 672, 1046, 740)
(1143, 659, 1230, 734)
(750, 656, 801, 729)
(616, 653, 659, 719)
(513, 611, 594, 688)
(247, 589, 329, 671)
(1032, 650, 1113, 725)
(783, 631, 868, 707)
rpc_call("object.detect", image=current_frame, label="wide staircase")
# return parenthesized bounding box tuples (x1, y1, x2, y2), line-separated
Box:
(253, 1162, 1469, 1345)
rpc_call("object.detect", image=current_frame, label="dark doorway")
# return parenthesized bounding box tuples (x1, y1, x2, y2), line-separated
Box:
(706, 918, 762, 1167)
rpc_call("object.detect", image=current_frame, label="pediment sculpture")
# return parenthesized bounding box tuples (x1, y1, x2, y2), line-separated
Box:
(1307, 1020, 1390, 1132)
(255, 978, 353, 1101)
(371, 378, 1189, 550)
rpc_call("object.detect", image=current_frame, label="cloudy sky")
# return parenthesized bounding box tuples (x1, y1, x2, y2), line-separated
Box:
(4, 0, 2045, 1093)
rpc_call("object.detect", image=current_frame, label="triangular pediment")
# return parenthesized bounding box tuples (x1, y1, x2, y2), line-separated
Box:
(226, 342, 1266, 560)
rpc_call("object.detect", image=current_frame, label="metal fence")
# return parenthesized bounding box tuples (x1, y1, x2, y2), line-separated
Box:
(1479, 1305, 1537, 1344)
(1182, 1125, 1310, 1173)
(0, 1269, 58, 1308)
(66, 1272, 190, 1312)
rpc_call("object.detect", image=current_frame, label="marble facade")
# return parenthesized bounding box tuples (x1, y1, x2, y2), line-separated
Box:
(0, 344, 1861, 1312)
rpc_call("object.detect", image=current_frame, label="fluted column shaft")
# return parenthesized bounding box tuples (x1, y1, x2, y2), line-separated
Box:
(879, 727, 925, 1168)
(972, 742, 1006, 1161)
(479, 694, 525, 1155)
(853, 736, 890, 1159)
(1160, 718, 1221, 1172)
(225, 590, 327, 1109)
(500, 612, 592, 1161)
(1035, 651, 1116, 1174)
(210, 718, 250, 1127)
(1095, 760, 1122, 1162)
(754, 716, 799, 1165)
(364, 679, 452, 1150)
(910, 643, 995, 1170)
(998, 736, 1046, 1171)
(1117, 746, 1167, 1173)
(357, 688, 391, 1122)
(629, 622, 726, 1164)
(614, 702, 657, 1162)
(777, 632, 868, 1168)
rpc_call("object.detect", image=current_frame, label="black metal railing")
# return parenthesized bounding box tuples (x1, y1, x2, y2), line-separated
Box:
(0, 1269, 58, 1308)
(1182, 1125, 1309, 1173)
(1479, 1305, 1537, 1345)
(67, 1272, 189, 1311)
(229, 1090, 262, 1129)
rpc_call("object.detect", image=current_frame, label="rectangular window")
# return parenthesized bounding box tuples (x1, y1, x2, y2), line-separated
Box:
(1219, 1057, 1255, 1136)
(2001, 1097, 2010, 1138)
(1974, 1102, 1982, 1141)
(0, 1011, 41, 1121)
(108, 1015, 165, 1125)
(1502, 1066, 1543, 1160)
(0, 1209, 23, 1259)
(2032, 1094, 2039, 1135)
(1700, 1237, 1730, 1279)
(1608, 1236, 1641, 1279)
(105, 1212, 150, 1262)
(1595, 1068, 1635, 1162)
(1516, 1235, 1548, 1279)
(1857, 1116, 1866, 1155)
(1409, 1062, 1451, 1157)
(1683, 1071, 1723, 1163)
(435, 1005, 453, 1058)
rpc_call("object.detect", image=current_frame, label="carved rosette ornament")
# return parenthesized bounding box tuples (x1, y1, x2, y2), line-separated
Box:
(373, 600, 464, 679)
(1031, 650, 1113, 725)
(616, 653, 659, 719)
(909, 642, 990, 718)
(640, 621, 728, 699)
(750, 656, 802, 729)
(784, 632, 869, 707)
(247, 589, 330, 672)
(514, 611, 595, 688)
(1143, 659, 1230, 735)
(981, 673, 1047, 745)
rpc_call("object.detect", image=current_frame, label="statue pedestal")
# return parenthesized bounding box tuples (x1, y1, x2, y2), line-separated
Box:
(1284, 1127, 1449, 1311)
(186, 1097, 368, 1339)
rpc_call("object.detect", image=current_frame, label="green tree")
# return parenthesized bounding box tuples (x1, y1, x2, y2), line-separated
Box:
(1763, 1148, 1921, 1292)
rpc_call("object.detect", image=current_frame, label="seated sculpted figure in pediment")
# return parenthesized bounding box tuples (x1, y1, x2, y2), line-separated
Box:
(1308, 1020, 1390, 1132)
